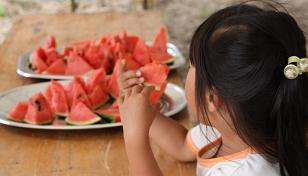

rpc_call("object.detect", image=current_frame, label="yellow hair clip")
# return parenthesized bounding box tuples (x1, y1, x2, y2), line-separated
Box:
(284, 56, 308, 79)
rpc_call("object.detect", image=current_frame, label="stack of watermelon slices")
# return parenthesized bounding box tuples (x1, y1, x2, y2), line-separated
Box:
(30, 26, 174, 76)
(7, 62, 169, 126)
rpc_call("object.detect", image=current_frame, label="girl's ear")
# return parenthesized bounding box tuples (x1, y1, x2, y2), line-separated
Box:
(206, 91, 222, 112)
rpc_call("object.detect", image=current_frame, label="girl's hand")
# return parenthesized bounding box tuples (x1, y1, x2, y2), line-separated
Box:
(118, 85, 159, 140)
(117, 60, 144, 96)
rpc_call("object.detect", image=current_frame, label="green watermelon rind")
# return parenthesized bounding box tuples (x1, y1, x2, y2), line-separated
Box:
(92, 96, 111, 110)
(5, 114, 24, 122)
(65, 115, 101, 125)
(143, 82, 161, 91)
(163, 56, 176, 65)
(24, 118, 53, 125)
(96, 113, 115, 123)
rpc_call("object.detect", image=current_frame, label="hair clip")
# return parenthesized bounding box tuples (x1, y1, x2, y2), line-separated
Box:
(284, 56, 308, 79)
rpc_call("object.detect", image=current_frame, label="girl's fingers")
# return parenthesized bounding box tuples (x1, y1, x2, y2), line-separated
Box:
(118, 59, 126, 74)
(142, 86, 155, 96)
(121, 70, 141, 81)
(124, 88, 132, 99)
(132, 85, 143, 95)
(118, 95, 125, 105)
(122, 77, 144, 89)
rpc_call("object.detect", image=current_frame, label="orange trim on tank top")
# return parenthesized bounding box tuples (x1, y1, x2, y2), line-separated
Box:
(198, 147, 256, 167)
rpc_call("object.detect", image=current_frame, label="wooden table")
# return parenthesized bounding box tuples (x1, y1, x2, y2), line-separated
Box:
(0, 11, 195, 176)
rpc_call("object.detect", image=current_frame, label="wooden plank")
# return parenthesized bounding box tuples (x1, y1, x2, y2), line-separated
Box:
(0, 11, 195, 176)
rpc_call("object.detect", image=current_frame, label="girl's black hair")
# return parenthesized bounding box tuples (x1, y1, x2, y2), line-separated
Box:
(189, 2, 308, 176)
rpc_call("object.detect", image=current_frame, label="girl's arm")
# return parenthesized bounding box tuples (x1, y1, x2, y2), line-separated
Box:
(149, 113, 196, 162)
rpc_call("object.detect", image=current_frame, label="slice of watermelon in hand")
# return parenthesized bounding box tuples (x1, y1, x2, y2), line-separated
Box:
(66, 101, 101, 125)
(24, 93, 53, 125)
(140, 63, 170, 90)
(7, 101, 28, 122)
(149, 81, 167, 104)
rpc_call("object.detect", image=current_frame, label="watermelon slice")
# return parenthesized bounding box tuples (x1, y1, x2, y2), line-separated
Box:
(24, 93, 53, 124)
(108, 60, 121, 98)
(49, 80, 70, 116)
(66, 101, 101, 125)
(86, 68, 107, 92)
(45, 48, 60, 65)
(149, 81, 167, 104)
(140, 63, 170, 89)
(133, 39, 151, 66)
(88, 85, 109, 109)
(44, 59, 66, 75)
(63, 46, 73, 56)
(149, 26, 174, 64)
(71, 82, 92, 109)
(30, 47, 48, 73)
(65, 77, 87, 106)
(125, 35, 139, 53)
(7, 101, 28, 122)
(95, 107, 121, 123)
(44, 35, 56, 49)
(84, 43, 105, 69)
(124, 54, 141, 70)
(65, 51, 93, 76)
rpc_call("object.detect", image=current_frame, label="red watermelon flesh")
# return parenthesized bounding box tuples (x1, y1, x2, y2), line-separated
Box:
(49, 80, 69, 116)
(149, 26, 173, 63)
(66, 101, 101, 125)
(44, 59, 66, 75)
(65, 77, 87, 106)
(125, 35, 139, 53)
(86, 68, 107, 92)
(34, 47, 47, 60)
(45, 48, 60, 65)
(149, 81, 167, 104)
(30, 49, 48, 73)
(63, 46, 73, 56)
(65, 52, 93, 76)
(95, 107, 121, 123)
(44, 35, 56, 49)
(133, 39, 151, 66)
(43, 85, 52, 103)
(7, 101, 28, 122)
(88, 85, 109, 109)
(108, 60, 121, 98)
(102, 56, 112, 74)
(140, 63, 170, 88)
(24, 93, 53, 124)
(52, 119, 67, 126)
(124, 54, 141, 70)
(84, 44, 106, 69)
(71, 83, 92, 109)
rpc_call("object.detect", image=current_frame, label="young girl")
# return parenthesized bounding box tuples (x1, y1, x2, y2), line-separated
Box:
(117, 2, 308, 176)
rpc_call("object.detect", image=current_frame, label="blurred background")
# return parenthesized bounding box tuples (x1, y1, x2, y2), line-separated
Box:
(0, 0, 307, 63)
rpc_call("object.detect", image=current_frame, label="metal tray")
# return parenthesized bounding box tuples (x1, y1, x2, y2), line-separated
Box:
(17, 43, 186, 80)
(0, 82, 186, 130)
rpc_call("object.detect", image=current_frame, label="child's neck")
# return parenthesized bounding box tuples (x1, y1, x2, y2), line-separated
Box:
(210, 113, 250, 157)
(216, 130, 250, 157)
